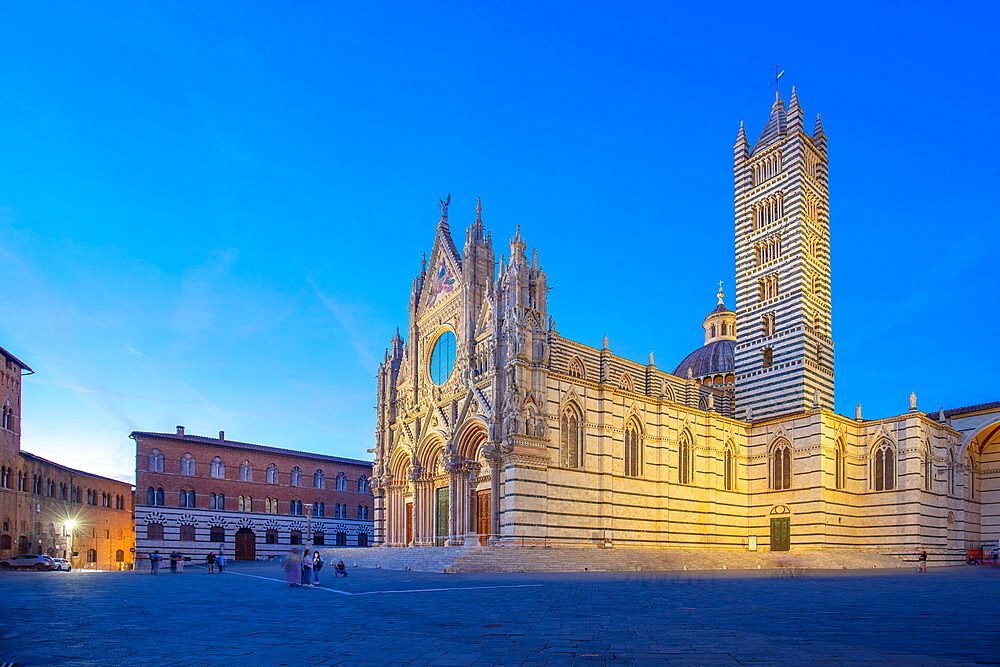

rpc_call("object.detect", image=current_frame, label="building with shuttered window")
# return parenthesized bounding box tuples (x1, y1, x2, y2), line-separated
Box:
(133, 428, 373, 561)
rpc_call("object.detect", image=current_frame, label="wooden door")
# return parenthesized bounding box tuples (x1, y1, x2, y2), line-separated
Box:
(477, 489, 490, 545)
(770, 517, 790, 552)
(235, 529, 256, 560)
(405, 502, 413, 546)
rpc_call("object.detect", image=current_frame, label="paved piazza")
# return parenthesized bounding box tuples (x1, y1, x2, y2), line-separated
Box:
(1, 562, 998, 665)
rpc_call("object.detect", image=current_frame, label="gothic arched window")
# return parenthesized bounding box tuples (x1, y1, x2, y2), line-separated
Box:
(568, 357, 585, 380)
(314, 469, 325, 489)
(723, 442, 735, 491)
(560, 403, 584, 468)
(290, 467, 302, 487)
(624, 419, 642, 477)
(239, 460, 253, 482)
(358, 476, 369, 493)
(924, 441, 933, 491)
(678, 431, 694, 485)
(180, 453, 195, 476)
(771, 441, 792, 490)
(336, 472, 347, 491)
(210, 457, 225, 479)
(266, 463, 278, 484)
(871, 440, 895, 491)
(147, 449, 164, 473)
(948, 449, 956, 495)
(835, 439, 846, 490)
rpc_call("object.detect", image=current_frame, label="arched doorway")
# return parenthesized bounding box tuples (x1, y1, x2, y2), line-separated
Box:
(966, 419, 1000, 545)
(235, 528, 256, 561)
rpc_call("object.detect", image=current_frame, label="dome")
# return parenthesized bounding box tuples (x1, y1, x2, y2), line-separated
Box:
(673, 339, 735, 378)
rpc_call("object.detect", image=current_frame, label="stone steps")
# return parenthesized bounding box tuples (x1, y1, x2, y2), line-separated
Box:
(315, 545, 969, 574)
(315, 546, 471, 572)
(447, 546, 913, 573)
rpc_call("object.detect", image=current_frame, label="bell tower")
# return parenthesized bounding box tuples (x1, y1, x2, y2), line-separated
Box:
(733, 87, 833, 421)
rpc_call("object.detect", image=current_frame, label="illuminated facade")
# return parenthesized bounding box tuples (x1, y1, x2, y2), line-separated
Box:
(372, 88, 999, 554)
(0, 345, 135, 569)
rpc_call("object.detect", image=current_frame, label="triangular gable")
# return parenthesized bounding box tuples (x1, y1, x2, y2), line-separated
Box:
(476, 298, 493, 337)
(418, 228, 463, 315)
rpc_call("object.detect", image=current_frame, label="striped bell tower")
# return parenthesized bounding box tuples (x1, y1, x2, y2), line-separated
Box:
(733, 86, 833, 421)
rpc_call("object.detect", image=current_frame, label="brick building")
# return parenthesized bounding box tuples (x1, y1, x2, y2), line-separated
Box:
(0, 345, 135, 570)
(133, 427, 373, 561)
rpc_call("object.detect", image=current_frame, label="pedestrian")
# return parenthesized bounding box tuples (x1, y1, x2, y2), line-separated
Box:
(313, 550, 323, 584)
(206, 551, 216, 573)
(918, 550, 927, 573)
(301, 548, 313, 586)
(283, 549, 301, 587)
(149, 550, 162, 575)
(217, 549, 226, 574)
(334, 560, 348, 577)
(169, 551, 178, 574)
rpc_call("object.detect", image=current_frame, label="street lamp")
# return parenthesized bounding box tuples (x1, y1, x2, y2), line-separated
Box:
(64, 520, 77, 566)
(306, 503, 313, 546)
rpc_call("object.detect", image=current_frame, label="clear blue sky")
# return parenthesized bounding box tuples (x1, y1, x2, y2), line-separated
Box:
(2, 2, 997, 483)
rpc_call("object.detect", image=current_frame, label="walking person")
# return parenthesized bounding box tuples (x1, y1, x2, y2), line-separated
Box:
(301, 549, 313, 586)
(918, 550, 928, 573)
(149, 550, 162, 575)
(169, 551, 179, 574)
(206, 551, 216, 574)
(283, 549, 301, 587)
(312, 551, 323, 585)
(217, 549, 226, 574)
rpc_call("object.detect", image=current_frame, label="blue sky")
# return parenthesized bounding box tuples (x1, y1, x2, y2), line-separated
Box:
(2, 2, 997, 483)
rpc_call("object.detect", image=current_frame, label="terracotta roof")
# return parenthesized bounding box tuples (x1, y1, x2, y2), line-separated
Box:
(20, 450, 133, 487)
(925, 400, 1000, 421)
(0, 344, 32, 373)
(129, 431, 372, 468)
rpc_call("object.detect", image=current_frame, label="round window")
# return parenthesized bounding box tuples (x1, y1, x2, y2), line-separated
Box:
(429, 330, 456, 385)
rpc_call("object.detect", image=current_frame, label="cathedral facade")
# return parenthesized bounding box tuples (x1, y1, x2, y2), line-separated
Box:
(371, 88, 999, 554)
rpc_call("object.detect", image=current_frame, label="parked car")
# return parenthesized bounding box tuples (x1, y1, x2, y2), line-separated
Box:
(0, 554, 56, 571)
(51, 557, 72, 571)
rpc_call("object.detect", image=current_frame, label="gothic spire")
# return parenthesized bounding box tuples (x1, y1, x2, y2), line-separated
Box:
(787, 85, 802, 130)
(813, 114, 827, 155)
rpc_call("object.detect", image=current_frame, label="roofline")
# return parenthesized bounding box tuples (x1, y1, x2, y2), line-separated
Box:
(129, 431, 373, 468)
(19, 450, 134, 488)
(926, 400, 1000, 420)
(0, 344, 33, 374)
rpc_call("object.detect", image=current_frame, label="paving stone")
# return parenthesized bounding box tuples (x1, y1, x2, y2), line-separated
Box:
(1, 563, 997, 664)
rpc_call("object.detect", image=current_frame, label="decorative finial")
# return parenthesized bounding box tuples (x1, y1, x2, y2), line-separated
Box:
(717, 280, 724, 304)
(770, 65, 784, 99)
(909, 392, 918, 412)
(602, 334, 608, 349)
(648, 351, 654, 365)
(438, 193, 451, 221)
(475, 196, 482, 223)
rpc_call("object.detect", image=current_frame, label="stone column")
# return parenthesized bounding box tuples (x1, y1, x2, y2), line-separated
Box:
(446, 454, 461, 546)
(372, 482, 386, 546)
(484, 444, 502, 544)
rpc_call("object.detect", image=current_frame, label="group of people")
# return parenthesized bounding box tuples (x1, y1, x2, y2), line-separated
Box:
(205, 550, 226, 573)
(282, 548, 348, 586)
(147, 548, 226, 574)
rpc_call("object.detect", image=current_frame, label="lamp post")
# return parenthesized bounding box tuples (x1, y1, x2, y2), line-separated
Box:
(64, 519, 77, 570)
(306, 503, 313, 546)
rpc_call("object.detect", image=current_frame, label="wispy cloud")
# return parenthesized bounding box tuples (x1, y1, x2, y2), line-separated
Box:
(307, 275, 379, 370)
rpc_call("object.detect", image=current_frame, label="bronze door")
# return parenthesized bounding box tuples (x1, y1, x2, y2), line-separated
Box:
(770, 517, 790, 552)
(477, 489, 490, 545)
(406, 502, 413, 546)
(234, 528, 256, 560)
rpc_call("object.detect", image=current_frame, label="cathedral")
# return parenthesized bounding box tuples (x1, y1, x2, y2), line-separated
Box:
(371, 87, 999, 554)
